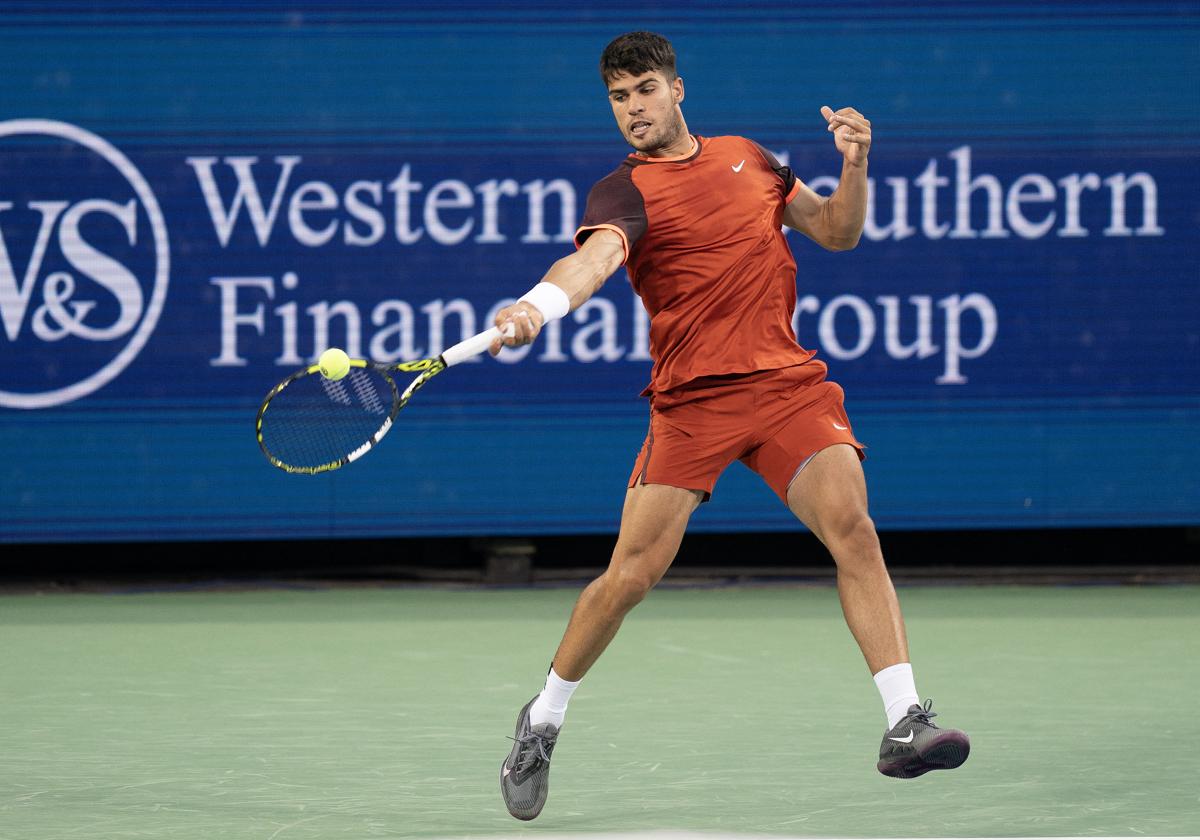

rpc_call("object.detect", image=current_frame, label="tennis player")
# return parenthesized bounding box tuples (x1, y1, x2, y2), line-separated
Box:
(493, 31, 970, 820)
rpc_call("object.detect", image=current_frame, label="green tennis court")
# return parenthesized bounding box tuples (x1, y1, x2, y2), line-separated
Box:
(2, 582, 1197, 838)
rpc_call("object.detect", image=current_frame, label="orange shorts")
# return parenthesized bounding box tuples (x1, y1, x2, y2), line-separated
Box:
(628, 361, 865, 504)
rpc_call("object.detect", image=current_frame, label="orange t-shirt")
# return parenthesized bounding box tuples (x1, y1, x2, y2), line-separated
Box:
(574, 135, 815, 395)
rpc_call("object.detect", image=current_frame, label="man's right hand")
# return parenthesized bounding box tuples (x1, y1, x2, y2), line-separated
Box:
(487, 231, 626, 355)
(490, 302, 546, 355)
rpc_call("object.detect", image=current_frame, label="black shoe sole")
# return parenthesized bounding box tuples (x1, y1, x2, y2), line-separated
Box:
(878, 731, 970, 779)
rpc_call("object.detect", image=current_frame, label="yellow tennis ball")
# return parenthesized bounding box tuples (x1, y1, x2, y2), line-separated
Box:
(318, 348, 350, 381)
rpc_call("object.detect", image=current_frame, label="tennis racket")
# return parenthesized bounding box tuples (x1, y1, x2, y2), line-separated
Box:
(256, 325, 508, 474)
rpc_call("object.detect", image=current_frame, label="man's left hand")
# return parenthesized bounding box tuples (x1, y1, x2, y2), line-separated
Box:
(821, 106, 871, 166)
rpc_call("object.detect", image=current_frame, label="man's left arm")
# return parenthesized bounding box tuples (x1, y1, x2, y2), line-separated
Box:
(783, 106, 871, 251)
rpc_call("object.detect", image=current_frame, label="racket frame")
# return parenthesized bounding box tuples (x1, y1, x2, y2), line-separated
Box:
(255, 325, 503, 474)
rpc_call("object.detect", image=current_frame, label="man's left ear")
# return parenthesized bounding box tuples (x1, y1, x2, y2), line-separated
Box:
(674, 76, 685, 103)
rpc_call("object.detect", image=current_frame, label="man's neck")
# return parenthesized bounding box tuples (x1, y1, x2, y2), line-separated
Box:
(641, 132, 696, 160)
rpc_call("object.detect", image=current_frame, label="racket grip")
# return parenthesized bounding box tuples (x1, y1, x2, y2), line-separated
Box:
(440, 324, 513, 367)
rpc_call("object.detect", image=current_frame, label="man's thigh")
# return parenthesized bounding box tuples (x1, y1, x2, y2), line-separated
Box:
(784, 443, 871, 545)
(608, 480, 705, 581)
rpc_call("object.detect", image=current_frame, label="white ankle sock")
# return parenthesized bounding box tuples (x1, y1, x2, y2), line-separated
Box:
(529, 667, 580, 729)
(873, 662, 920, 729)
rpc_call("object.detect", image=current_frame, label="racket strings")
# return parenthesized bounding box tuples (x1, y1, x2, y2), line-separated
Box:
(320, 376, 354, 406)
(260, 368, 397, 469)
(349, 369, 389, 415)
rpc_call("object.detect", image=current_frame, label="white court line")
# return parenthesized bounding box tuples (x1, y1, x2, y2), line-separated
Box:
(435, 835, 1200, 840)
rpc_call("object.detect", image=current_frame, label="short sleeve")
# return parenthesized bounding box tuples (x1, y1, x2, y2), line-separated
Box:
(751, 141, 801, 204)
(574, 167, 647, 264)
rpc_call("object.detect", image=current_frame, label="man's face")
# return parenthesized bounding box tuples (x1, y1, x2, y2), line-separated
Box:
(606, 70, 686, 154)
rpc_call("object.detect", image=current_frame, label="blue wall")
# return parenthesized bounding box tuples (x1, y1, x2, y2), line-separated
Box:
(2, 2, 1197, 541)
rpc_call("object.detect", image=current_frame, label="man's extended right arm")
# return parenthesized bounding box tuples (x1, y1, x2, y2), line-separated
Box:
(489, 228, 627, 354)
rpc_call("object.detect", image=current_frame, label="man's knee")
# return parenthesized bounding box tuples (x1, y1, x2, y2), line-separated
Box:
(601, 562, 662, 611)
(822, 511, 881, 564)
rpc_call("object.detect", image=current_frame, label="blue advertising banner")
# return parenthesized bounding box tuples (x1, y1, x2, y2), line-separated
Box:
(1, 2, 1197, 542)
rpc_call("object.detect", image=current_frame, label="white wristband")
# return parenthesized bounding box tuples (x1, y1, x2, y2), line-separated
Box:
(518, 282, 571, 322)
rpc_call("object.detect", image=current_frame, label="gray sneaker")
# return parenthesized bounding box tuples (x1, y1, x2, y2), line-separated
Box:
(500, 695, 559, 820)
(877, 699, 970, 778)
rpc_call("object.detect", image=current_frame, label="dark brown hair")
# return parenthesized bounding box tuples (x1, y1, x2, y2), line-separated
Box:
(599, 31, 677, 85)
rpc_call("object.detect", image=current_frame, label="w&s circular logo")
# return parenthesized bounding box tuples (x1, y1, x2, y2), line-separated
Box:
(0, 119, 169, 409)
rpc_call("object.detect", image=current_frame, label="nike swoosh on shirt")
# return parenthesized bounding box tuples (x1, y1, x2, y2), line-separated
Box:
(888, 731, 915, 744)
(833, 422, 849, 430)
(731, 160, 745, 173)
